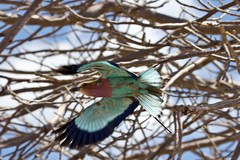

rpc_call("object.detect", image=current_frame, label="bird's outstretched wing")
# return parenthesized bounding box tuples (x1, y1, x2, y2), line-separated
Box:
(54, 98, 139, 149)
(56, 61, 136, 78)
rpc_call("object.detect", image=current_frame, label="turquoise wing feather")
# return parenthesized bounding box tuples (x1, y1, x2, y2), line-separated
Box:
(54, 98, 139, 149)
(57, 61, 136, 78)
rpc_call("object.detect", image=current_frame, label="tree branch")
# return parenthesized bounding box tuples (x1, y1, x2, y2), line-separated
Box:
(0, 0, 43, 54)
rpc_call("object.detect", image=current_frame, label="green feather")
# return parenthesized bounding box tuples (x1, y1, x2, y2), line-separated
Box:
(109, 77, 148, 98)
(75, 98, 135, 132)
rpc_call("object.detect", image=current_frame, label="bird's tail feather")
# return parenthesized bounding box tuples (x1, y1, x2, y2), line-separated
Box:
(138, 67, 163, 88)
(137, 68, 171, 133)
(137, 68, 163, 118)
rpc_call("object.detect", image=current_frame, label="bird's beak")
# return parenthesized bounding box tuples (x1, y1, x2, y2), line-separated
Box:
(69, 83, 84, 92)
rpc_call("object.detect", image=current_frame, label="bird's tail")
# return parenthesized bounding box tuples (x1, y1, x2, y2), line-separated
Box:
(137, 68, 164, 118)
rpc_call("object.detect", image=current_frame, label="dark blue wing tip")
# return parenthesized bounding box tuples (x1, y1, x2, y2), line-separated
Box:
(56, 64, 82, 74)
(54, 98, 139, 149)
(56, 61, 114, 75)
(54, 120, 115, 149)
(56, 61, 90, 75)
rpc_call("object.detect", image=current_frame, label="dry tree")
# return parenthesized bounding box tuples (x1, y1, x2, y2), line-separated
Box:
(0, 0, 239, 159)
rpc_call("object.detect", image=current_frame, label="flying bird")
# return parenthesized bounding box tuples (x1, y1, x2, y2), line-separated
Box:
(54, 61, 167, 149)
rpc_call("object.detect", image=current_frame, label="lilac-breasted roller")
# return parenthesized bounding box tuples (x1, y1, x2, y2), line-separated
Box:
(54, 61, 165, 149)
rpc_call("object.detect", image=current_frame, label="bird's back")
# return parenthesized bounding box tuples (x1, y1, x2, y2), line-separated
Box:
(109, 77, 149, 98)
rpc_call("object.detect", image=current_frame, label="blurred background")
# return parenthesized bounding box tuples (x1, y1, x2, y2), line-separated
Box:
(0, 0, 240, 159)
